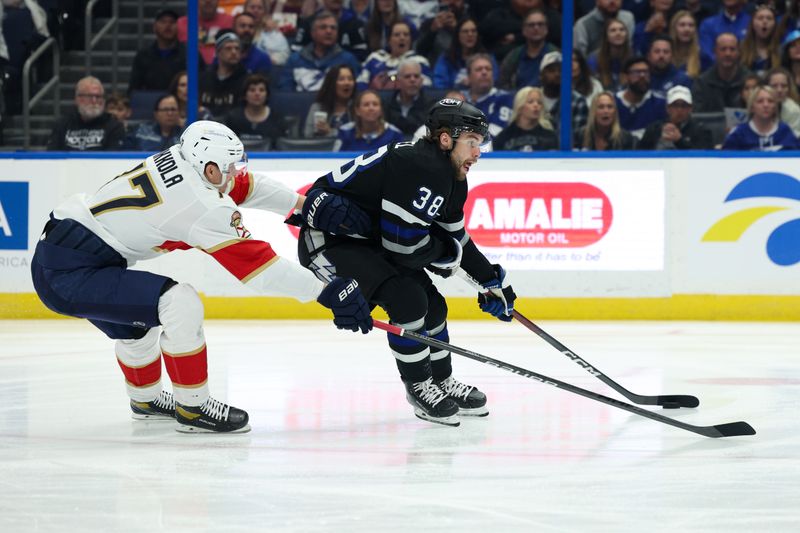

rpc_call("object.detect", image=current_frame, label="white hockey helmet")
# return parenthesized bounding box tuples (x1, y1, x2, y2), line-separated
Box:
(179, 120, 246, 189)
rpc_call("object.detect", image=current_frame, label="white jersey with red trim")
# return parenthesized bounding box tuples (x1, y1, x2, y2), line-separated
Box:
(52, 145, 323, 302)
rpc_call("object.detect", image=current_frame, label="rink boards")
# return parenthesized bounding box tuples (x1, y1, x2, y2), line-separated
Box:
(0, 154, 798, 320)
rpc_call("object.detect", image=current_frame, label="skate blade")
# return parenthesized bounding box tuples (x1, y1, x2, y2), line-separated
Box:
(458, 406, 489, 417)
(175, 423, 252, 434)
(131, 413, 175, 421)
(413, 409, 460, 427)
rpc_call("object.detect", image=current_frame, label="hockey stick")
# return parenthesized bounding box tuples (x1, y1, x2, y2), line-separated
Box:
(456, 269, 699, 409)
(373, 320, 755, 438)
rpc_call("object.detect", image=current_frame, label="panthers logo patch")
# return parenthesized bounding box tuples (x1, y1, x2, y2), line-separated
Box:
(230, 210, 251, 239)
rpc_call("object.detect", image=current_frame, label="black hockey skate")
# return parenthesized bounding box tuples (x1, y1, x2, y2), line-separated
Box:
(405, 377, 460, 427)
(130, 390, 175, 420)
(438, 376, 489, 417)
(175, 397, 251, 433)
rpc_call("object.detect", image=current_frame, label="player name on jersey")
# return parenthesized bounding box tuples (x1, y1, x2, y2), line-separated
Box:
(152, 149, 184, 189)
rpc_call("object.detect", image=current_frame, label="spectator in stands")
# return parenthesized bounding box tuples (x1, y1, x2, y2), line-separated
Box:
(780, 29, 800, 89)
(638, 85, 712, 149)
(540, 51, 590, 134)
(416, 0, 470, 64)
(434, 17, 497, 90)
(178, 0, 234, 66)
(105, 93, 132, 135)
(366, 0, 416, 54)
(293, 0, 369, 61)
(225, 73, 287, 148)
(498, 9, 558, 90)
(574, 91, 636, 150)
(358, 21, 431, 90)
(1, 0, 49, 114)
(494, 86, 558, 151)
(615, 56, 667, 137)
(480, 0, 561, 61)
(243, 0, 290, 65)
(739, 73, 763, 108)
(199, 30, 249, 117)
(169, 71, 213, 127)
(334, 89, 404, 151)
(669, 10, 709, 79)
(692, 32, 750, 112)
(47, 76, 125, 151)
(633, 0, 675, 55)
(573, 50, 604, 104)
(232, 12, 273, 74)
(680, 0, 715, 26)
(647, 35, 693, 98)
(383, 59, 431, 137)
(589, 18, 632, 91)
(271, 0, 310, 39)
(777, 0, 800, 41)
(722, 84, 800, 150)
(350, 0, 370, 23)
(304, 64, 356, 137)
(128, 9, 186, 94)
(766, 67, 800, 136)
(463, 53, 514, 134)
(250, 0, 292, 63)
(123, 94, 184, 152)
(739, 3, 780, 76)
(278, 11, 361, 90)
(396, 0, 438, 31)
(574, 0, 635, 57)
(698, 0, 750, 67)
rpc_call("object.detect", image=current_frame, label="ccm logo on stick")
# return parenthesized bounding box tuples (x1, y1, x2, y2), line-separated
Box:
(464, 182, 613, 247)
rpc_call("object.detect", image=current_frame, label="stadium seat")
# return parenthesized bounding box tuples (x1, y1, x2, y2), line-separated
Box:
(276, 137, 337, 152)
(130, 90, 167, 120)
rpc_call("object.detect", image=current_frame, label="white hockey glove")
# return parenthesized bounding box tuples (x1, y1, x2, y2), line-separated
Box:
(426, 236, 463, 278)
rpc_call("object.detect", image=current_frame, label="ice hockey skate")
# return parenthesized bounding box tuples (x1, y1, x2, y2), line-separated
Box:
(405, 377, 460, 427)
(130, 390, 175, 420)
(175, 397, 251, 433)
(438, 376, 489, 417)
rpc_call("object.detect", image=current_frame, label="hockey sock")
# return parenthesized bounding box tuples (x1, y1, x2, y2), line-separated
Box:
(115, 328, 163, 402)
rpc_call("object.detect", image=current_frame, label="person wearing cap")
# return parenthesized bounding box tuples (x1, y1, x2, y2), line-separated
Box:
(779, 29, 800, 89)
(198, 30, 248, 117)
(638, 85, 713, 149)
(128, 9, 187, 94)
(540, 50, 590, 133)
(698, 0, 750, 67)
(498, 9, 560, 90)
(692, 32, 751, 112)
(614, 56, 667, 138)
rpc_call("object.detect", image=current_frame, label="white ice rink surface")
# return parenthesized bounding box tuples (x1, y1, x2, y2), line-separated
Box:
(0, 319, 797, 532)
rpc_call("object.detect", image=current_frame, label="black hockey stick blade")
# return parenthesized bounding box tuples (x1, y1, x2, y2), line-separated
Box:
(511, 310, 701, 409)
(373, 320, 756, 439)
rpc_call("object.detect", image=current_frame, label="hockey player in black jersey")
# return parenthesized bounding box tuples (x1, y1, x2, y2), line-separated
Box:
(297, 99, 517, 426)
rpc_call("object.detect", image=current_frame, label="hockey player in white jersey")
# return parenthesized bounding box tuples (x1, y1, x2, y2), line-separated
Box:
(30, 121, 373, 433)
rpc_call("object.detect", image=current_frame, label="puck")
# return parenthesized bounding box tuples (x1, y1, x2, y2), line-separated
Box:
(662, 402, 681, 409)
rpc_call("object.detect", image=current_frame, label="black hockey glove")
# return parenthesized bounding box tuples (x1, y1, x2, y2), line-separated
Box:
(478, 264, 516, 322)
(317, 278, 373, 334)
(302, 189, 371, 235)
(426, 236, 463, 278)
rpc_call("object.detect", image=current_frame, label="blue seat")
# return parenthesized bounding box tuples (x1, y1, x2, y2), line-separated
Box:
(129, 90, 167, 120)
(269, 91, 317, 131)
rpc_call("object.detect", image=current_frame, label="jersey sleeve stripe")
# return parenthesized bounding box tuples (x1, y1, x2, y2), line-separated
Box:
(227, 172, 255, 205)
(241, 255, 280, 283)
(203, 238, 247, 254)
(381, 199, 429, 226)
(382, 235, 431, 254)
(434, 218, 465, 232)
(207, 239, 278, 281)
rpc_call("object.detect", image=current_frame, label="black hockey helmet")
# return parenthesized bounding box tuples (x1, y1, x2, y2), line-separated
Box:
(425, 98, 489, 140)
